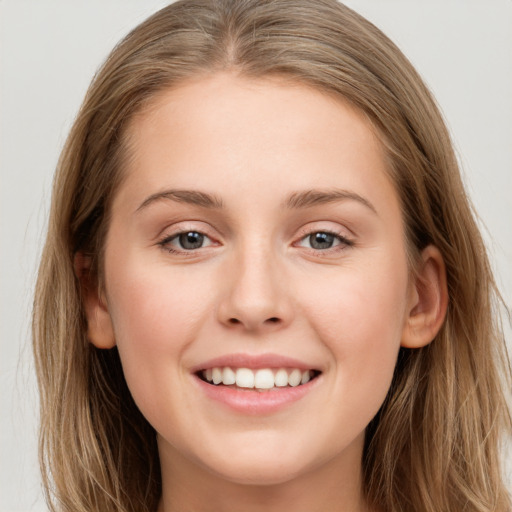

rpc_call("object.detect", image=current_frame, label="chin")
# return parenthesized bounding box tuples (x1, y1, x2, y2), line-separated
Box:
(196, 438, 325, 487)
(209, 459, 308, 487)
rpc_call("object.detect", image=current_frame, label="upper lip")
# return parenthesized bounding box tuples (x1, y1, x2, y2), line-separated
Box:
(191, 353, 321, 373)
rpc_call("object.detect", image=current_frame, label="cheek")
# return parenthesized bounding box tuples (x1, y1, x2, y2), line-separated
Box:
(104, 263, 214, 407)
(300, 257, 409, 403)
(306, 262, 408, 341)
(107, 258, 216, 339)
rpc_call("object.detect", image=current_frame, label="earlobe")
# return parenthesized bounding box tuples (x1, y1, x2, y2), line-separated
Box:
(401, 245, 448, 349)
(74, 252, 116, 349)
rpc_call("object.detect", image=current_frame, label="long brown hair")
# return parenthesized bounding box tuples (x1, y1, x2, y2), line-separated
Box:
(33, 1, 511, 510)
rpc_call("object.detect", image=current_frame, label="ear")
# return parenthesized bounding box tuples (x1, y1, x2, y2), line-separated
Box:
(401, 245, 448, 348)
(74, 252, 116, 349)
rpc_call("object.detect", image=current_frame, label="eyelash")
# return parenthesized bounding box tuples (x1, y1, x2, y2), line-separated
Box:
(157, 228, 354, 255)
(295, 230, 354, 253)
(157, 231, 216, 255)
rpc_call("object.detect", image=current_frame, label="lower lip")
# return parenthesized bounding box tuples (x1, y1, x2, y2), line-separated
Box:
(194, 374, 321, 415)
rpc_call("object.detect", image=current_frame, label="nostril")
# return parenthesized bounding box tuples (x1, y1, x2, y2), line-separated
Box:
(225, 317, 281, 327)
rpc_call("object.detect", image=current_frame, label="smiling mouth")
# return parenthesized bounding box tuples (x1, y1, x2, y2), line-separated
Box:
(197, 367, 321, 391)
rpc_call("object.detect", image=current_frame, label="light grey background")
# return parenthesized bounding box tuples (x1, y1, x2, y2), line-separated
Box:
(1, 1, 511, 511)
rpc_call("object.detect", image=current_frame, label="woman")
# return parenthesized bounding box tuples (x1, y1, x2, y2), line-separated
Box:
(32, 1, 511, 510)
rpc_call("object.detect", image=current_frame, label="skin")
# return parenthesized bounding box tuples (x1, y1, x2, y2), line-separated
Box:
(83, 73, 447, 512)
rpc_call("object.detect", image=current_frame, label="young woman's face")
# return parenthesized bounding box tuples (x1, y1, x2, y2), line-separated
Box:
(101, 73, 416, 486)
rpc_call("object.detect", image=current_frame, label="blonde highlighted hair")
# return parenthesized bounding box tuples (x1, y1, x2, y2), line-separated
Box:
(33, 1, 511, 510)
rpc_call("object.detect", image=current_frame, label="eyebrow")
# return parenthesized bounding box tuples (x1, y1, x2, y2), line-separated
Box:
(135, 187, 377, 215)
(136, 189, 224, 212)
(285, 189, 377, 214)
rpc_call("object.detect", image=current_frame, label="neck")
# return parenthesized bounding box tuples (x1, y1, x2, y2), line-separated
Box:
(157, 434, 372, 512)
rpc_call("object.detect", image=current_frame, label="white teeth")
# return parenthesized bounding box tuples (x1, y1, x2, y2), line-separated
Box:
(222, 367, 236, 385)
(254, 369, 275, 389)
(236, 368, 255, 388)
(288, 369, 302, 387)
(274, 368, 289, 387)
(201, 366, 316, 389)
(212, 367, 222, 385)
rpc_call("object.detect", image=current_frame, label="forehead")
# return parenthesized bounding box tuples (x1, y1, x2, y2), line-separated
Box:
(129, 73, 380, 146)
(117, 72, 398, 219)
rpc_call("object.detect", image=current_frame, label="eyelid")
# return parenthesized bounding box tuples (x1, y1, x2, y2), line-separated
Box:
(165, 231, 213, 248)
(155, 221, 221, 253)
(154, 221, 355, 256)
(297, 232, 348, 246)
(292, 223, 355, 253)
(294, 222, 354, 241)
(155, 220, 216, 241)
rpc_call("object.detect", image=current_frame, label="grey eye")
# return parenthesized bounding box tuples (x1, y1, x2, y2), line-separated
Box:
(308, 232, 336, 250)
(178, 232, 205, 250)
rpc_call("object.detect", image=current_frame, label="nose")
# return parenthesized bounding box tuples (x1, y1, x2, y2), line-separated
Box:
(216, 245, 294, 333)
